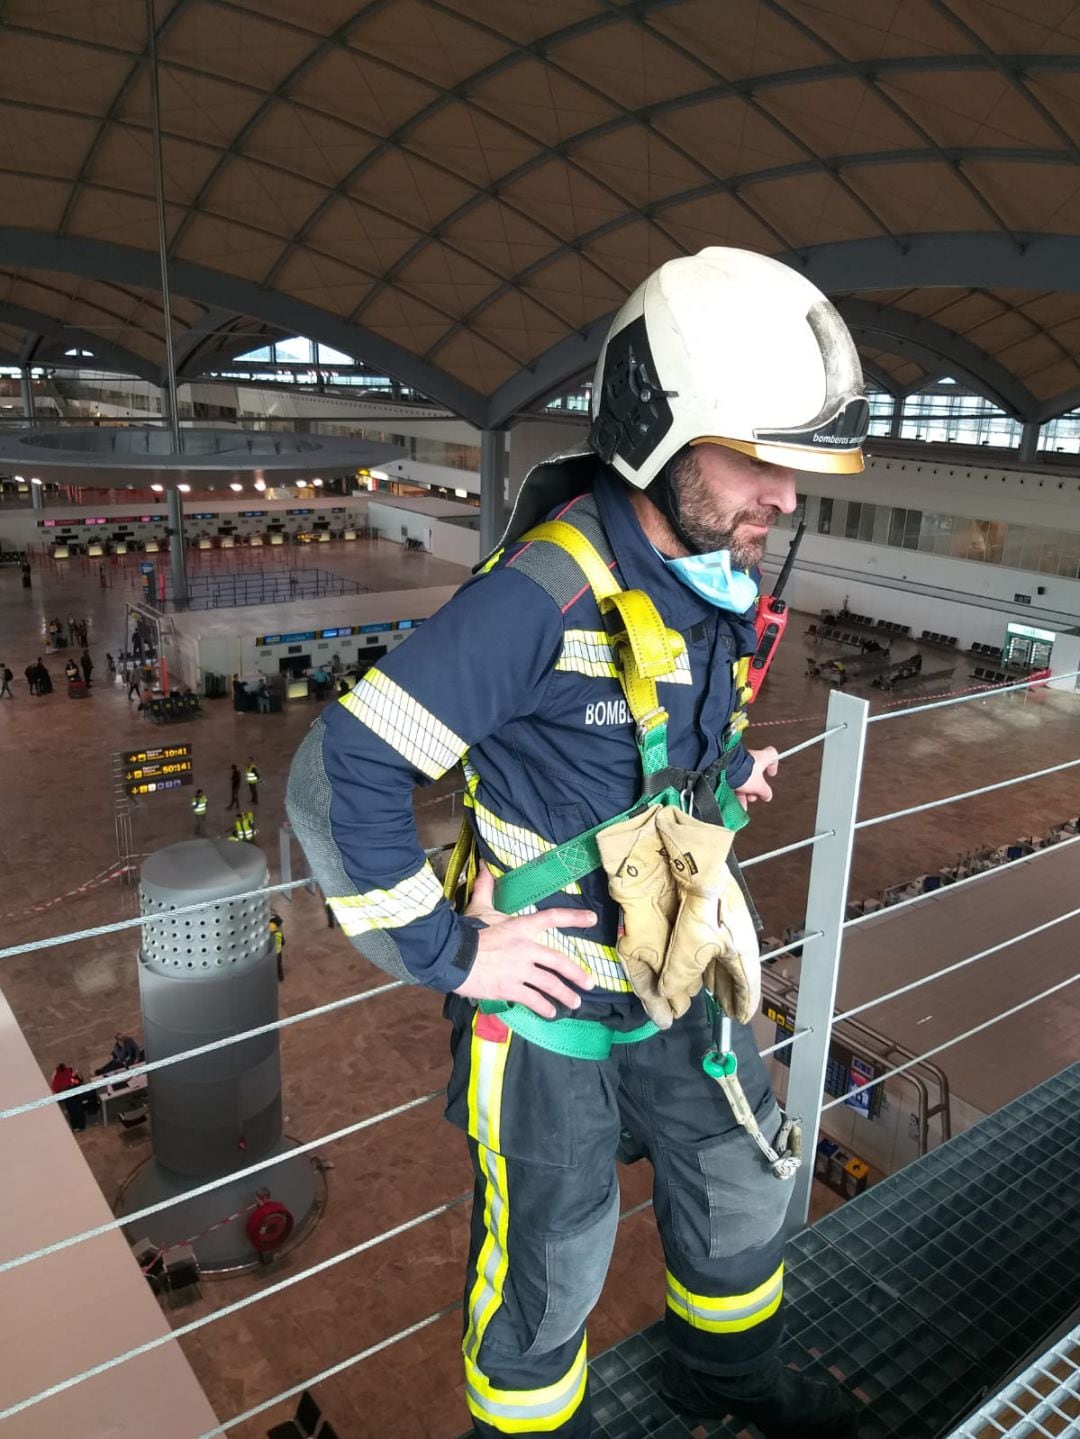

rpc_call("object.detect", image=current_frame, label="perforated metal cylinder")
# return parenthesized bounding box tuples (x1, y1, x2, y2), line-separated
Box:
(138, 838, 280, 1179)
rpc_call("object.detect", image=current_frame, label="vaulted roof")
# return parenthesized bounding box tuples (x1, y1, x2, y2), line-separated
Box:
(6, 0, 1080, 426)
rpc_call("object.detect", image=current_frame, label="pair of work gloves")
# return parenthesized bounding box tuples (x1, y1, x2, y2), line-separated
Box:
(597, 803, 760, 1029)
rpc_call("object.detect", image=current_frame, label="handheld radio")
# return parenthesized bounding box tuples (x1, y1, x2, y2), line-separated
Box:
(746, 521, 806, 701)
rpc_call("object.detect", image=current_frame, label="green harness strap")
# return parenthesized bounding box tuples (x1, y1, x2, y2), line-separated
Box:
(473, 518, 748, 1057)
(479, 999, 658, 1056)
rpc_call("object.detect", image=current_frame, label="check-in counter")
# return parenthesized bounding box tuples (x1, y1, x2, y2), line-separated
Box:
(53, 545, 70, 559)
(87, 542, 103, 557)
(220, 535, 234, 549)
(286, 676, 310, 701)
(317, 531, 330, 543)
(145, 539, 159, 553)
(197, 538, 212, 550)
(248, 535, 263, 547)
(269, 533, 285, 546)
(343, 529, 357, 541)
(114, 542, 128, 555)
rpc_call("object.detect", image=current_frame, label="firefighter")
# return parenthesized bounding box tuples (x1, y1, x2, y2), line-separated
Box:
(245, 758, 260, 806)
(286, 248, 868, 1437)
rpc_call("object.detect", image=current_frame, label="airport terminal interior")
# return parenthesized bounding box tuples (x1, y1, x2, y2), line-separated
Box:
(0, 4, 1079, 1439)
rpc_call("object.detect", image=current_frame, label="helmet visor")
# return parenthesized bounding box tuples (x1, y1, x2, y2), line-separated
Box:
(691, 433, 865, 474)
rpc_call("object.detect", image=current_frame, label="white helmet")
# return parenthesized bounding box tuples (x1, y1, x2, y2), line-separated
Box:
(588, 247, 868, 488)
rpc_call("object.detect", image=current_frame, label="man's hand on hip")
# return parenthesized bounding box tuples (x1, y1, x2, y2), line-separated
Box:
(454, 864, 597, 1018)
(734, 745, 780, 809)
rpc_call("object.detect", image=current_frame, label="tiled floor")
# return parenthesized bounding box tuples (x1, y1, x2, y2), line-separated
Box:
(0, 539, 1077, 1437)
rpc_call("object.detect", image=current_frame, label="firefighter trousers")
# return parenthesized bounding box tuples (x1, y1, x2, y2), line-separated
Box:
(444, 993, 794, 1437)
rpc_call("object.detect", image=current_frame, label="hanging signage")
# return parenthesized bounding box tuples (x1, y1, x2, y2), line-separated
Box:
(124, 758, 193, 783)
(126, 774, 193, 797)
(123, 743, 191, 764)
(1006, 621, 1056, 643)
(762, 999, 883, 1118)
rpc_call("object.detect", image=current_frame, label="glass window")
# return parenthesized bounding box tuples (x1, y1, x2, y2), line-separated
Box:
(817, 496, 833, 535)
(793, 493, 807, 527)
(1001, 525, 1026, 569)
(315, 342, 355, 365)
(888, 507, 907, 547)
(845, 500, 862, 540)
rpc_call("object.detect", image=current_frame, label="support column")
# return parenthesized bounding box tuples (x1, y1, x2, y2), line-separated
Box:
(147, 0, 181, 452)
(480, 428, 507, 559)
(1018, 420, 1040, 464)
(888, 396, 904, 439)
(20, 366, 35, 427)
(167, 486, 188, 609)
(30, 480, 44, 511)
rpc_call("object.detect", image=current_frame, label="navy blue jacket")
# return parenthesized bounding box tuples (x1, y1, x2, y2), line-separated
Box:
(286, 469, 757, 1014)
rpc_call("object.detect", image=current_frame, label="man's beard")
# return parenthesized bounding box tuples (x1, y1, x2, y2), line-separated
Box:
(673, 456, 778, 569)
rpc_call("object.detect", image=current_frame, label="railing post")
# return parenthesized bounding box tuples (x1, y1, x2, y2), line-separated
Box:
(279, 823, 293, 901)
(784, 688, 870, 1232)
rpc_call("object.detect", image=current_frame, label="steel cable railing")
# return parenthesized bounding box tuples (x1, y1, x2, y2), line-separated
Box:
(855, 755, 1080, 831)
(834, 901, 1080, 1027)
(0, 1088, 444, 1279)
(843, 832, 1080, 930)
(2, 696, 1076, 1427)
(821, 972, 1080, 1116)
(866, 667, 1080, 724)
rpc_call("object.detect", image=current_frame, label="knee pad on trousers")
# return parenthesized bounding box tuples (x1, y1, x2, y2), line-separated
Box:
(666, 1103, 792, 1260)
(484, 1183, 619, 1363)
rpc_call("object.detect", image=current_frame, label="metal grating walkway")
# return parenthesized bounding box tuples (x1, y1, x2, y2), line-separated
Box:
(585, 1062, 1080, 1439)
(944, 1320, 1080, 1438)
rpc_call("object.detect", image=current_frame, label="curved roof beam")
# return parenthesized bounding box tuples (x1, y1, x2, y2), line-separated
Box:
(486, 232, 1080, 424)
(0, 301, 159, 383)
(859, 361, 903, 398)
(0, 229, 489, 426)
(836, 299, 1037, 418)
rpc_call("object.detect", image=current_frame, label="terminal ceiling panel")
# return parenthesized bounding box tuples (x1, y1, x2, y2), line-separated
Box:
(5, 0, 1080, 424)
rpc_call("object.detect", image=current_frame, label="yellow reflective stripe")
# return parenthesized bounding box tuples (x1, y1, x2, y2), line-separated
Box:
(470, 795, 582, 897)
(666, 1263, 784, 1333)
(339, 669, 465, 779)
(555, 629, 694, 686)
(556, 629, 619, 679)
(465, 1336, 588, 1432)
(541, 927, 632, 993)
(464, 1013, 512, 1364)
(328, 862, 444, 935)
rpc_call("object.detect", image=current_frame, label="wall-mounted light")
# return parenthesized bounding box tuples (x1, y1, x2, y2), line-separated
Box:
(177, 483, 191, 493)
(253, 478, 266, 492)
(229, 482, 243, 492)
(151, 483, 163, 493)
(14, 475, 24, 483)
(30, 476, 42, 485)
(312, 478, 324, 486)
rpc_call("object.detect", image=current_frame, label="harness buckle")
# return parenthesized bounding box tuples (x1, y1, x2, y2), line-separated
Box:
(635, 707, 667, 743)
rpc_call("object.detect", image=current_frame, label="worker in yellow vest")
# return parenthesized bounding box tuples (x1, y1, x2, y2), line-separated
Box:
(269, 913, 284, 981)
(245, 758, 260, 806)
(244, 808, 257, 843)
(191, 788, 208, 836)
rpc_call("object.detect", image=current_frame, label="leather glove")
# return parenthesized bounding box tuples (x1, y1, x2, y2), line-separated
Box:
(597, 805, 679, 1029)
(655, 806, 760, 1025)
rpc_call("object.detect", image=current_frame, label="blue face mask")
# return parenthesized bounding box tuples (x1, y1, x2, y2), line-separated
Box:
(663, 548, 760, 614)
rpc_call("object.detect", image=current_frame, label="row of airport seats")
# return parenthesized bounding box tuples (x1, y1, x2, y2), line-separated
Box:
(844, 818, 1080, 919)
(971, 665, 1009, 684)
(822, 609, 913, 639)
(970, 641, 1004, 662)
(143, 691, 202, 723)
(921, 629, 958, 648)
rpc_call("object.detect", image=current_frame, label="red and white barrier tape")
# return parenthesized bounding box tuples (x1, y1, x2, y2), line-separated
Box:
(139, 1200, 262, 1272)
(748, 675, 1046, 729)
(2, 862, 139, 922)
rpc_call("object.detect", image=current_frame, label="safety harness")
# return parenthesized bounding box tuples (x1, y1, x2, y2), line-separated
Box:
(443, 515, 801, 1179)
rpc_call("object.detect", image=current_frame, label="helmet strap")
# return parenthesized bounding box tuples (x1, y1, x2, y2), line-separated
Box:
(644, 449, 705, 556)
